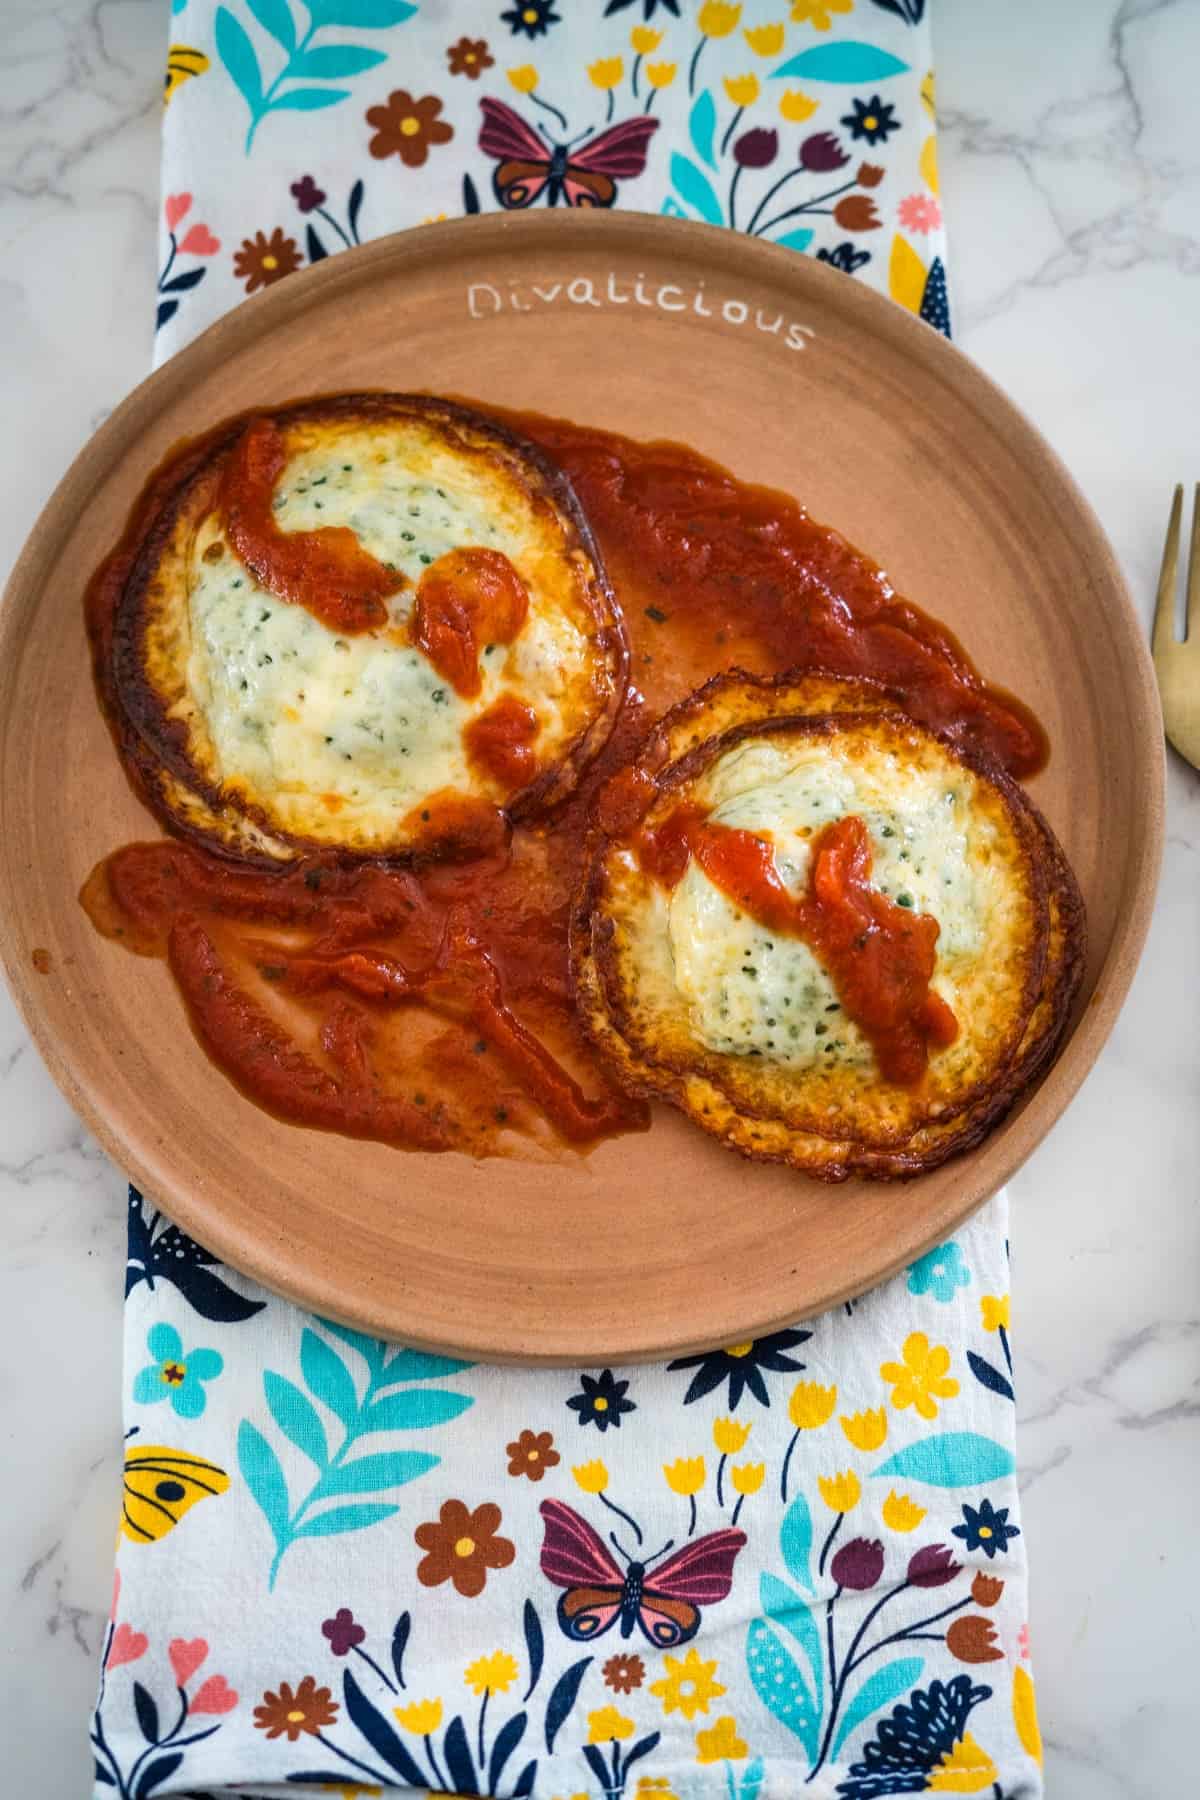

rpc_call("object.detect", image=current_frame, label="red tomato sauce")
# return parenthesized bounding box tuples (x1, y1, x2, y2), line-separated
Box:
(640, 808, 959, 1086)
(220, 417, 403, 634)
(411, 546, 530, 698)
(82, 403, 1043, 1158)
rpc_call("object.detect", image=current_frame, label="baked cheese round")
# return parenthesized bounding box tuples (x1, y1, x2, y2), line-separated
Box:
(109, 395, 627, 861)
(572, 670, 1084, 1181)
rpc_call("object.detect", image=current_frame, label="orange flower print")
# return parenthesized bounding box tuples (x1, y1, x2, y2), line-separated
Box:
(604, 1653, 645, 1693)
(833, 194, 882, 231)
(253, 1675, 337, 1740)
(506, 1428, 561, 1482)
(448, 37, 494, 79)
(233, 228, 301, 293)
(367, 91, 454, 167)
(414, 1499, 515, 1597)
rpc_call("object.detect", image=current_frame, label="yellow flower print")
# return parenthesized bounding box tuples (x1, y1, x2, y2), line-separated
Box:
(730, 1461, 765, 1495)
(650, 1648, 726, 1721)
(790, 0, 853, 29)
(880, 1331, 959, 1421)
(1012, 1666, 1043, 1765)
(393, 1698, 442, 1734)
(663, 1456, 705, 1495)
(463, 1651, 518, 1696)
(980, 1294, 1010, 1333)
(645, 61, 677, 91)
(921, 69, 936, 119)
(164, 44, 209, 106)
(779, 89, 819, 123)
(573, 1459, 609, 1494)
(636, 1782, 681, 1800)
(927, 1731, 999, 1793)
(713, 1416, 751, 1454)
(587, 1704, 635, 1743)
(696, 1714, 748, 1763)
(788, 1380, 837, 1430)
(840, 1407, 887, 1451)
(723, 73, 760, 108)
(630, 26, 664, 54)
(817, 1470, 861, 1513)
(588, 57, 624, 91)
(507, 64, 538, 95)
(744, 23, 785, 57)
(882, 1489, 927, 1533)
(699, 1, 742, 36)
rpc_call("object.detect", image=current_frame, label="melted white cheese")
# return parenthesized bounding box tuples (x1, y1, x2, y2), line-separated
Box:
(667, 738, 989, 1070)
(181, 445, 588, 840)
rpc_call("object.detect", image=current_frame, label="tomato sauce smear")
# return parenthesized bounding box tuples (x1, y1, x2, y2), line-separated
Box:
(82, 403, 1044, 1159)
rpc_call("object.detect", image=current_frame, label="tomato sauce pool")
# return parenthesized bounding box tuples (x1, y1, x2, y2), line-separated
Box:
(82, 406, 1047, 1159)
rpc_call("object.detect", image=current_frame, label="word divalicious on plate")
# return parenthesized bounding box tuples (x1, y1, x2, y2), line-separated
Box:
(466, 273, 816, 350)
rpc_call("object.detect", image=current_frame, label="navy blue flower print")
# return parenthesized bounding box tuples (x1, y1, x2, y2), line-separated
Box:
(841, 95, 900, 146)
(668, 1329, 811, 1409)
(566, 1369, 636, 1431)
(502, 0, 561, 37)
(952, 1497, 1020, 1560)
(836, 1675, 993, 1798)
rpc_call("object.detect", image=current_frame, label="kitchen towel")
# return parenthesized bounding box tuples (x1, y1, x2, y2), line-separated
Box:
(91, 4, 1044, 1797)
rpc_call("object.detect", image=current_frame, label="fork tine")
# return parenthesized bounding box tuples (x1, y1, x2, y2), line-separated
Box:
(1153, 482, 1183, 658)
(1187, 482, 1200, 644)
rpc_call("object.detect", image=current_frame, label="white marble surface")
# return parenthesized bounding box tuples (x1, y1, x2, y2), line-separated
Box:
(0, 1, 1196, 1793)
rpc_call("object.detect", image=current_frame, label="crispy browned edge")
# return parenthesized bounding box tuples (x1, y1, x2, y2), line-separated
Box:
(107, 392, 630, 866)
(570, 668, 1086, 1182)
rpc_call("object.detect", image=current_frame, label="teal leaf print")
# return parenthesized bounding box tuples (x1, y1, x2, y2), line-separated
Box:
(689, 89, 717, 169)
(242, 1322, 471, 1586)
(343, 1668, 428, 1786)
(544, 1655, 591, 1752)
(306, 0, 416, 23)
(270, 85, 352, 111)
(296, 1501, 399, 1537)
(771, 43, 911, 83)
(760, 1573, 822, 1710)
(871, 1431, 1015, 1487)
(832, 1657, 925, 1758)
(215, 7, 263, 113)
(263, 1371, 329, 1467)
(293, 43, 387, 76)
(380, 1347, 474, 1383)
(780, 1490, 814, 1593)
(301, 1328, 359, 1426)
(773, 227, 814, 253)
(670, 151, 724, 226)
(319, 1450, 438, 1495)
(661, 197, 688, 218)
(237, 1420, 291, 1537)
(362, 1388, 474, 1432)
(217, 0, 414, 150)
(738, 1757, 766, 1800)
(245, 0, 295, 49)
(522, 1600, 544, 1700)
(746, 1619, 820, 1762)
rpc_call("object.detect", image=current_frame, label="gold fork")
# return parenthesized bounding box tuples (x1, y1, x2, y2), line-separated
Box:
(1153, 483, 1200, 768)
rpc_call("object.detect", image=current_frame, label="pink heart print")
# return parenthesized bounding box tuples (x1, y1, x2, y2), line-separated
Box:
(106, 1622, 148, 1669)
(189, 1674, 239, 1715)
(168, 1636, 208, 1687)
(164, 191, 192, 231)
(179, 223, 220, 256)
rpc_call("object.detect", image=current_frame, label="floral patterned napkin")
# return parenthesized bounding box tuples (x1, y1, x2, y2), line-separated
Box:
(91, 4, 1045, 1797)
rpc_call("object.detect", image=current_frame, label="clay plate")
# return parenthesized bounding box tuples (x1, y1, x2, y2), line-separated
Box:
(0, 214, 1163, 1363)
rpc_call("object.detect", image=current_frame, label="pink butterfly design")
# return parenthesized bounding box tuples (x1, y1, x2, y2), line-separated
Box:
(538, 1497, 745, 1649)
(478, 98, 660, 210)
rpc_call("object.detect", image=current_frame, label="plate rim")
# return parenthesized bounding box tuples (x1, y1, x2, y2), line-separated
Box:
(0, 211, 1165, 1362)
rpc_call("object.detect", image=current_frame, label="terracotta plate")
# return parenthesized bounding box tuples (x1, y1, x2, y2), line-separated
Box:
(0, 214, 1163, 1362)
